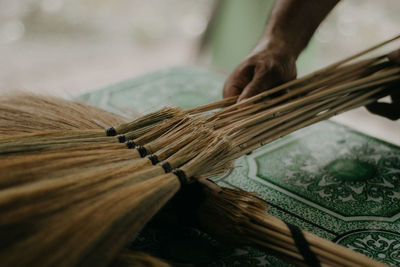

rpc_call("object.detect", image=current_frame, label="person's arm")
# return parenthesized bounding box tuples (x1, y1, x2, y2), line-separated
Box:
(223, 0, 340, 102)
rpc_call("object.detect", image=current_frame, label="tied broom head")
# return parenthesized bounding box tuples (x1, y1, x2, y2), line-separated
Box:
(0, 93, 187, 158)
(0, 92, 185, 138)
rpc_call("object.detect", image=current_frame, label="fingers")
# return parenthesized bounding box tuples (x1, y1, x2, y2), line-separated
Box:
(366, 102, 400, 120)
(222, 81, 242, 99)
(223, 51, 297, 101)
(223, 64, 254, 98)
(237, 65, 283, 102)
(238, 61, 297, 102)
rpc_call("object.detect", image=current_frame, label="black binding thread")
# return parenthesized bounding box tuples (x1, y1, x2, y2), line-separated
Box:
(125, 140, 135, 149)
(285, 222, 321, 267)
(117, 134, 126, 143)
(106, 127, 117, 136)
(147, 154, 159, 165)
(136, 146, 148, 157)
(159, 161, 172, 173)
(172, 168, 187, 186)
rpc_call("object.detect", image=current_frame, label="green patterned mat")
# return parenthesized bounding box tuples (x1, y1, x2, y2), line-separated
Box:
(77, 66, 400, 266)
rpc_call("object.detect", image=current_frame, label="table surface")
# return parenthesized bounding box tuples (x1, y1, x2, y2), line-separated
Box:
(78, 66, 400, 266)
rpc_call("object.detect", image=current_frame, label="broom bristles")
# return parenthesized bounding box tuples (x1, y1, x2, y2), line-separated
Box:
(0, 147, 140, 188)
(0, 173, 180, 267)
(0, 93, 127, 135)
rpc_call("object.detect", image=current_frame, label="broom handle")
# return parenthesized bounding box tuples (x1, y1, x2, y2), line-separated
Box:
(228, 97, 335, 145)
(231, 84, 385, 149)
(243, 95, 376, 154)
(234, 85, 386, 156)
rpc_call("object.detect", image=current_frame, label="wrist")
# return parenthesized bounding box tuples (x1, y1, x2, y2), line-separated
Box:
(250, 36, 300, 59)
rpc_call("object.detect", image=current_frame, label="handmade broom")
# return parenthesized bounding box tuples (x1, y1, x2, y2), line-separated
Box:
(0, 35, 399, 267)
(0, 91, 390, 266)
(0, 90, 390, 267)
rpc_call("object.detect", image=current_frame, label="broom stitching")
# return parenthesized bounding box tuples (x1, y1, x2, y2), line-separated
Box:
(125, 140, 135, 148)
(135, 146, 148, 157)
(117, 134, 126, 143)
(159, 161, 172, 173)
(146, 154, 159, 165)
(105, 127, 117, 136)
(171, 169, 188, 186)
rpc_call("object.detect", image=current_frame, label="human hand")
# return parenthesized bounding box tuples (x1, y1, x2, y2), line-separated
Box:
(365, 48, 400, 120)
(223, 42, 297, 102)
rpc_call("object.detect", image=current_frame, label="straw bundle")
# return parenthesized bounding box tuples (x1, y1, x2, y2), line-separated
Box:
(0, 35, 399, 266)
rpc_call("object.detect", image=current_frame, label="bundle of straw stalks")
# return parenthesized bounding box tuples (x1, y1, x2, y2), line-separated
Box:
(0, 94, 387, 267)
(0, 35, 399, 266)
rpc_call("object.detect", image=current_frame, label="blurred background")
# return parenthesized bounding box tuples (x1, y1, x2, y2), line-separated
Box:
(0, 0, 399, 142)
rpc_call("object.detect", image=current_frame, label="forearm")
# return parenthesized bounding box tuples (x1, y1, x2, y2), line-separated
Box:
(254, 0, 340, 58)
